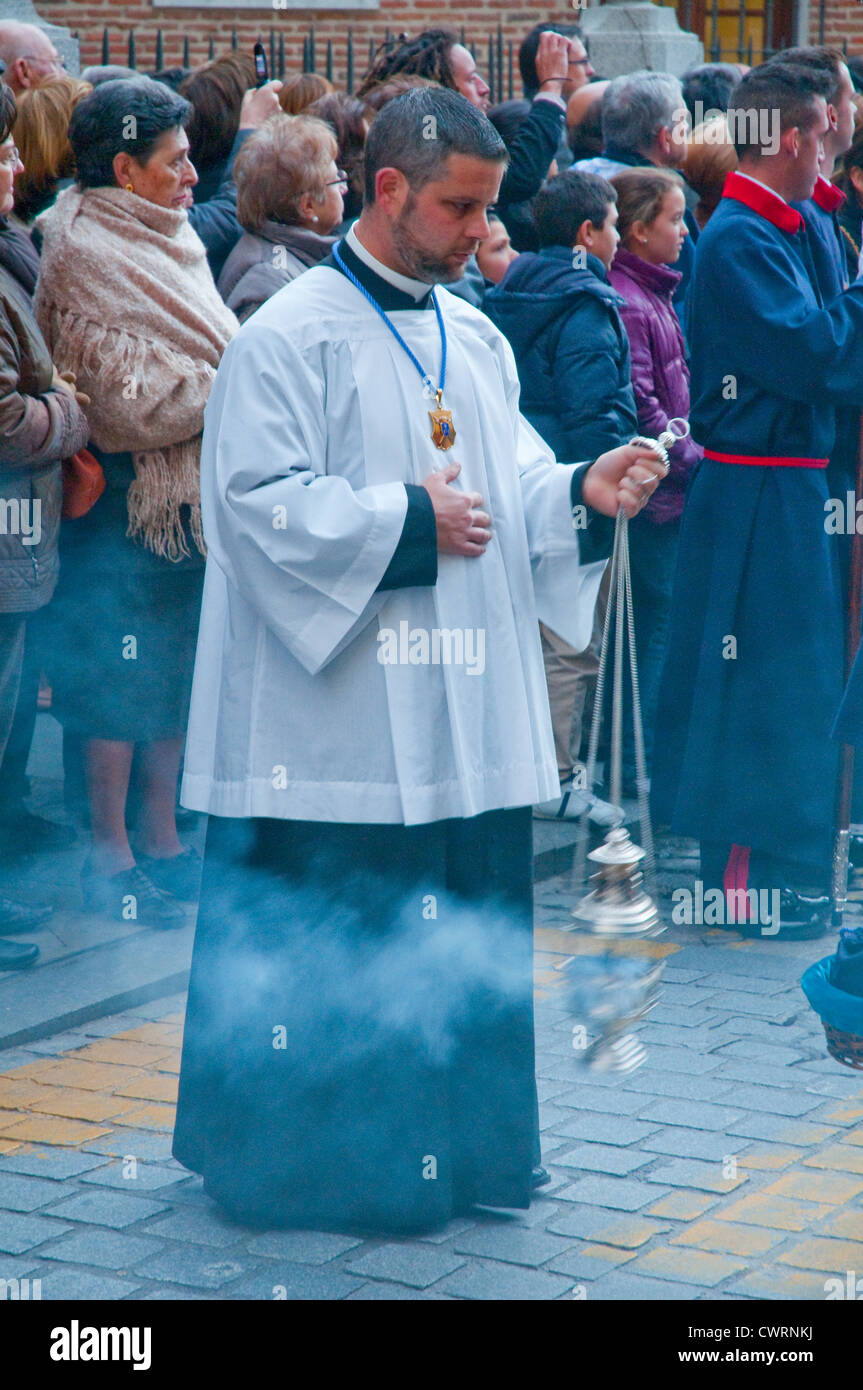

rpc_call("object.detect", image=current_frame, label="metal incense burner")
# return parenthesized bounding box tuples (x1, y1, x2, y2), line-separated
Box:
(560, 421, 689, 1071)
(573, 826, 660, 935)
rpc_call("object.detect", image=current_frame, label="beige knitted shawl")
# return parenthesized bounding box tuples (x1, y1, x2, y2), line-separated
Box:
(35, 186, 238, 559)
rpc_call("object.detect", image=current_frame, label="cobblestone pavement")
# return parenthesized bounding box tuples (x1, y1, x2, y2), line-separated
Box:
(1, 837, 862, 1301)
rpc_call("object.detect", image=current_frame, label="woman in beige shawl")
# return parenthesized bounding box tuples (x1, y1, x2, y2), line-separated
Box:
(36, 77, 238, 927)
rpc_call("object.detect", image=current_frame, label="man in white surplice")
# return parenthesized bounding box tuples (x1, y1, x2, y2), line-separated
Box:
(173, 88, 665, 1232)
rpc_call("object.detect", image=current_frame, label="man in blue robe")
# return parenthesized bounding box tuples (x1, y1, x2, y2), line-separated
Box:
(776, 48, 856, 305)
(779, 49, 859, 525)
(652, 63, 863, 940)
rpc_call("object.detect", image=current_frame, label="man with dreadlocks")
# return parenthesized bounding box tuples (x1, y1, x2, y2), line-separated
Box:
(358, 28, 572, 236)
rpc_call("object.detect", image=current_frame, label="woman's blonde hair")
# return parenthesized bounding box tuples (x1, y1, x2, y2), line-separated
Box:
(13, 75, 91, 222)
(234, 113, 337, 232)
(682, 117, 738, 229)
(611, 166, 685, 244)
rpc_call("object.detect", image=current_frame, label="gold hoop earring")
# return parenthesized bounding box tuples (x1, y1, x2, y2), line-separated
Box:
(124, 183, 134, 192)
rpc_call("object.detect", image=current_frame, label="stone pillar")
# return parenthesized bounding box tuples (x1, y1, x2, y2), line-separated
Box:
(580, 1, 703, 79)
(1, 0, 80, 77)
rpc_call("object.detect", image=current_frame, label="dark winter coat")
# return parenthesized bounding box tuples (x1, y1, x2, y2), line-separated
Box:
(483, 246, 638, 461)
(0, 216, 39, 299)
(837, 190, 862, 282)
(495, 97, 565, 236)
(188, 128, 251, 284)
(0, 265, 88, 613)
(218, 221, 336, 323)
(609, 246, 702, 523)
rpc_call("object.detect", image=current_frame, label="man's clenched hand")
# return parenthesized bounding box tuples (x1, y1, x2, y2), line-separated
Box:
(422, 460, 492, 557)
(582, 442, 668, 519)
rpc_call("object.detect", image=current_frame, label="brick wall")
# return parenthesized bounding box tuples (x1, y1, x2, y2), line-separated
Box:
(816, 0, 863, 51)
(37, 0, 594, 89)
(35, 0, 861, 85)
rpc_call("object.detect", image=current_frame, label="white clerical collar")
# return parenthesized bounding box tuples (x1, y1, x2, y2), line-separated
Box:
(733, 171, 788, 206)
(347, 224, 431, 301)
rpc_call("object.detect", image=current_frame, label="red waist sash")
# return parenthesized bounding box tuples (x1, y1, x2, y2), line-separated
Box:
(704, 449, 828, 469)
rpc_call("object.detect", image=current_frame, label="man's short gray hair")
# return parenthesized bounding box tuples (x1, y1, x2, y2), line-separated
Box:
(601, 70, 684, 154)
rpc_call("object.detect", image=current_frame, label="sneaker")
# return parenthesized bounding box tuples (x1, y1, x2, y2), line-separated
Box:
(81, 863, 188, 929)
(136, 847, 202, 902)
(533, 781, 623, 828)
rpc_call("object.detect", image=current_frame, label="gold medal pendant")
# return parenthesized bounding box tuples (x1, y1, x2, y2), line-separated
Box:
(429, 389, 456, 451)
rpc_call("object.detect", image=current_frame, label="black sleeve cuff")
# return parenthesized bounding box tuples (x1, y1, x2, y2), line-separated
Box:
(376, 484, 439, 591)
(570, 463, 615, 563)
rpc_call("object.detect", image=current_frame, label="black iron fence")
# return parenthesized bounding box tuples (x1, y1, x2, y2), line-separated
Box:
(79, 24, 517, 101)
(78, 13, 848, 97)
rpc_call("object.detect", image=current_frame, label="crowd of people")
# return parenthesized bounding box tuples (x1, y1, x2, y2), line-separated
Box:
(0, 17, 862, 974)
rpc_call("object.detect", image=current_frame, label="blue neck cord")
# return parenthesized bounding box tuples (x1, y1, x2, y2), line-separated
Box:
(332, 243, 447, 401)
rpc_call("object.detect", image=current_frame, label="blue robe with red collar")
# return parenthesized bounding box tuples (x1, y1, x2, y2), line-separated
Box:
(652, 171, 863, 873)
(797, 175, 849, 302)
(797, 178, 860, 504)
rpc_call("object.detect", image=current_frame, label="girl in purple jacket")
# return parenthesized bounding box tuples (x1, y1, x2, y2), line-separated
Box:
(608, 167, 703, 791)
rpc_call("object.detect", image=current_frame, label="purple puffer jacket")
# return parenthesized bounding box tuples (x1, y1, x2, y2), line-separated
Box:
(609, 246, 703, 524)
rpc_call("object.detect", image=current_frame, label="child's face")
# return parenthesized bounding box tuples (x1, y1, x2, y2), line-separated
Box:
(637, 187, 688, 266)
(476, 219, 518, 283)
(583, 203, 620, 270)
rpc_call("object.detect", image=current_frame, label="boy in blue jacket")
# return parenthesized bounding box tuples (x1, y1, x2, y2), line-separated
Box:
(485, 172, 638, 825)
(485, 170, 638, 462)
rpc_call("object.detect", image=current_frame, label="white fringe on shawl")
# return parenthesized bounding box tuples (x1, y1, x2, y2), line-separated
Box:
(35, 186, 238, 560)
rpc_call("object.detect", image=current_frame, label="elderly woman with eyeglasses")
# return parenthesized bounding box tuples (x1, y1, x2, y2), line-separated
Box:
(217, 113, 346, 322)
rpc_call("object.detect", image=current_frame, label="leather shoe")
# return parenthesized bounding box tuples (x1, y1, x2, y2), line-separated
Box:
(135, 847, 202, 902)
(0, 938, 39, 970)
(81, 864, 188, 929)
(714, 888, 831, 941)
(0, 810, 77, 857)
(531, 1166, 552, 1189)
(0, 896, 53, 933)
(770, 889, 832, 940)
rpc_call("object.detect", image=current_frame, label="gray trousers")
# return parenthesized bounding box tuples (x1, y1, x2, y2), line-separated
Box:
(539, 566, 610, 779)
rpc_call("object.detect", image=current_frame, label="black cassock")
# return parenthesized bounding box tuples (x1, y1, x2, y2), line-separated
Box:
(173, 807, 539, 1232)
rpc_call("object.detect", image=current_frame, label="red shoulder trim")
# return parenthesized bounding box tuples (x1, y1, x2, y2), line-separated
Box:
(721, 170, 804, 235)
(812, 175, 845, 213)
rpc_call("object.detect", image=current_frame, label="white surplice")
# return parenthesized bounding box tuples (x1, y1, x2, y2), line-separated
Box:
(180, 259, 607, 826)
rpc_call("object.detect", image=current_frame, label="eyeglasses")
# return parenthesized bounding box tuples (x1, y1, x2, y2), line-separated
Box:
(0, 145, 20, 168)
(326, 169, 349, 188)
(21, 54, 66, 70)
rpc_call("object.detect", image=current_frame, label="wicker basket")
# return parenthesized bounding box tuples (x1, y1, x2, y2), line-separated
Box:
(822, 1021, 863, 1070)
